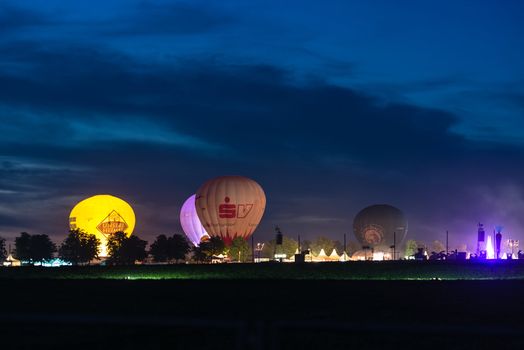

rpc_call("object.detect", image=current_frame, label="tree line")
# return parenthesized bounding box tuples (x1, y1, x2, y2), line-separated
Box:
(0, 232, 427, 265)
(1, 230, 191, 265)
(0, 230, 227, 265)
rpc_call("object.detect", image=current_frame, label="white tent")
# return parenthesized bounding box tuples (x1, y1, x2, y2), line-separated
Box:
(339, 251, 351, 262)
(3, 254, 21, 267)
(313, 248, 329, 262)
(328, 249, 340, 261)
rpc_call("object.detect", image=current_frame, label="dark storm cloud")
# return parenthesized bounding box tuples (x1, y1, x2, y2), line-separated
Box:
(0, 39, 468, 170)
(0, 40, 515, 177)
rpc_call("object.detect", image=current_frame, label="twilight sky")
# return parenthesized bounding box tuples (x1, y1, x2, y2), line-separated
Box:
(1, 0, 523, 250)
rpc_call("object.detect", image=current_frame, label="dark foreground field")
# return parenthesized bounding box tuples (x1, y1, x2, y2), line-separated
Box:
(1, 262, 524, 349)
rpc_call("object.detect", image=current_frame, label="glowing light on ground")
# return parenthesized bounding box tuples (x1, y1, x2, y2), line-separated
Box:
(372, 252, 384, 261)
(486, 235, 495, 259)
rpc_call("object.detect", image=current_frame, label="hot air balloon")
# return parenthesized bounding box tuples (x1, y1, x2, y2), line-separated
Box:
(195, 176, 266, 245)
(180, 194, 209, 246)
(353, 204, 407, 249)
(69, 194, 136, 257)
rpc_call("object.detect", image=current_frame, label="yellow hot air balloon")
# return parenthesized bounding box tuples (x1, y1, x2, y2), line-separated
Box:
(69, 194, 136, 257)
(195, 176, 266, 245)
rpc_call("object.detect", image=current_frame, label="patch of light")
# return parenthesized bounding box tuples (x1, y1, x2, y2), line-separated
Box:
(486, 235, 495, 259)
(372, 252, 384, 261)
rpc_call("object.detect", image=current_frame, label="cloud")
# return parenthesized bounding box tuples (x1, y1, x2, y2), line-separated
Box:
(103, 2, 234, 36)
(0, 4, 51, 33)
(0, 37, 523, 246)
(0, 39, 468, 168)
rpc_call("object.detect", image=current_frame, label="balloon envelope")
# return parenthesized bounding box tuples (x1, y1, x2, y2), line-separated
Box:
(180, 194, 209, 246)
(195, 176, 266, 245)
(353, 204, 407, 249)
(69, 194, 135, 257)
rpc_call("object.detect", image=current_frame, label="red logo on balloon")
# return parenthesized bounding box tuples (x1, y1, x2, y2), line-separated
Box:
(219, 197, 253, 219)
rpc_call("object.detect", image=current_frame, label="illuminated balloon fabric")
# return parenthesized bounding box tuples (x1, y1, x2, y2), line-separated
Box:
(180, 194, 209, 246)
(195, 176, 266, 245)
(353, 204, 407, 248)
(69, 194, 136, 256)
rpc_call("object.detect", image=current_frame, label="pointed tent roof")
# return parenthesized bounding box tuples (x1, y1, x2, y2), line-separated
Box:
(6, 254, 19, 262)
(329, 249, 340, 260)
(339, 252, 351, 262)
(317, 248, 328, 258)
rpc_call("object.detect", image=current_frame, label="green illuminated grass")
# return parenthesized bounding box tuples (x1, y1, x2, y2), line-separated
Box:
(1, 261, 524, 280)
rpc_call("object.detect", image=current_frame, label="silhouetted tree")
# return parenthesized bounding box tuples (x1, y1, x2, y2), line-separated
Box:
(192, 245, 209, 263)
(59, 229, 100, 265)
(14, 232, 56, 263)
(30, 234, 57, 262)
(150, 234, 170, 262)
(107, 232, 147, 265)
(193, 236, 225, 262)
(0, 236, 6, 261)
(262, 237, 298, 258)
(205, 236, 225, 256)
(168, 234, 191, 263)
(150, 234, 191, 263)
(14, 232, 32, 262)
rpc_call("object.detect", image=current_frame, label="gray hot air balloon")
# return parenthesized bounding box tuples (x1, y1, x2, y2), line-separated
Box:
(353, 204, 408, 249)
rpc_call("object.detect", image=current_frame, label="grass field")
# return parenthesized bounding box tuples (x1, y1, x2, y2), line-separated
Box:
(1, 260, 524, 280)
(2, 262, 524, 349)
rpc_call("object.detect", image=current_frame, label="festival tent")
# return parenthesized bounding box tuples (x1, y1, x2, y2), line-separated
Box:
(339, 251, 351, 262)
(313, 248, 329, 262)
(328, 249, 340, 261)
(3, 254, 21, 267)
(351, 250, 370, 261)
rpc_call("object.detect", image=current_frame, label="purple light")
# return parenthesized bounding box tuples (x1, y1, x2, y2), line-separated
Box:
(486, 235, 495, 259)
(180, 194, 209, 246)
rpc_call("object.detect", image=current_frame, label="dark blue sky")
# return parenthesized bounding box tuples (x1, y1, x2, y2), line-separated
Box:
(1, 0, 523, 250)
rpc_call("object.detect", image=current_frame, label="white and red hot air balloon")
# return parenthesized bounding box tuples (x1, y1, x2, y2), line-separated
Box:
(180, 194, 209, 246)
(195, 176, 266, 245)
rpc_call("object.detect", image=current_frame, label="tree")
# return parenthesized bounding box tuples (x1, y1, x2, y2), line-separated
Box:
(150, 234, 170, 262)
(30, 234, 57, 262)
(107, 232, 147, 265)
(262, 236, 298, 259)
(14, 232, 32, 262)
(203, 236, 226, 256)
(310, 236, 336, 256)
(193, 236, 225, 262)
(333, 240, 344, 254)
(228, 237, 250, 262)
(431, 240, 445, 253)
(0, 236, 6, 261)
(404, 239, 418, 257)
(14, 232, 56, 263)
(192, 245, 209, 263)
(346, 241, 360, 255)
(59, 229, 100, 265)
(168, 234, 191, 262)
(301, 240, 312, 251)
